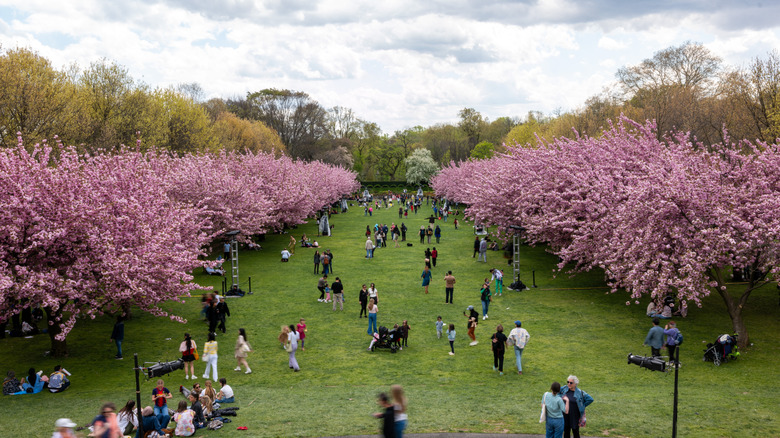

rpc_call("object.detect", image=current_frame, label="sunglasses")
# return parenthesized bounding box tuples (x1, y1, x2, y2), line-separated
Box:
(567, 381, 574, 384)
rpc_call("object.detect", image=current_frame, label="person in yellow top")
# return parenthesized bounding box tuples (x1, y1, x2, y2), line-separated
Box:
(202, 332, 218, 381)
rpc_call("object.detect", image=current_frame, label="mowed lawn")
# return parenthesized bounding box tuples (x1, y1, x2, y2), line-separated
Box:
(0, 199, 777, 438)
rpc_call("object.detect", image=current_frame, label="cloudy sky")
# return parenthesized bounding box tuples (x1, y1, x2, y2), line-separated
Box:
(1, 0, 779, 133)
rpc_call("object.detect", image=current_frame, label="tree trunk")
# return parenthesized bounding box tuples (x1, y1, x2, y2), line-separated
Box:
(715, 286, 751, 350)
(45, 307, 68, 358)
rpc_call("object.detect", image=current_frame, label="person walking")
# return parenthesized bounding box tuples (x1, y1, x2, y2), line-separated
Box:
(421, 266, 432, 294)
(434, 225, 441, 243)
(332, 277, 345, 311)
(464, 305, 479, 346)
(447, 323, 456, 355)
(444, 271, 456, 304)
(431, 247, 438, 267)
(317, 275, 328, 302)
(560, 376, 594, 438)
(313, 250, 321, 274)
(216, 299, 230, 334)
(179, 333, 198, 380)
(234, 328, 252, 374)
(490, 324, 508, 375)
(419, 226, 425, 244)
(663, 321, 681, 363)
(366, 237, 375, 259)
(473, 236, 480, 258)
(401, 223, 407, 241)
(478, 238, 488, 262)
(201, 332, 218, 381)
(507, 321, 530, 375)
(480, 281, 491, 320)
(367, 299, 378, 334)
(391, 385, 408, 438)
(644, 317, 664, 357)
(110, 316, 124, 360)
(426, 226, 433, 244)
(359, 284, 369, 318)
(542, 382, 569, 438)
(286, 325, 301, 372)
(373, 392, 395, 438)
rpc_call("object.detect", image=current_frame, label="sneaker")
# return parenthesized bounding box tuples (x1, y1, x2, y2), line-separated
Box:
(234, 367, 241, 371)
(202, 375, 209, 379)
(449, 352, 455, 355)
(482, 316, 486, 320)
(469, 341, 478, 346)
(485, 314, 488, 319)
(500, 372, 504, 375)
(115, 356, 123, 360)
(493, 366, 497, 371)
(518, 371, 523, 375)
(245, 369, 252, 374)
(184, 375, 189, 380)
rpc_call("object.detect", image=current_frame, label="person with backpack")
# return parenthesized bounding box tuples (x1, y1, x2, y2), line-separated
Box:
(664, 321, 682, 364)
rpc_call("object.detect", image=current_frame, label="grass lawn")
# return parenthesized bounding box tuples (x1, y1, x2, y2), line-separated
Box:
(0, 199, 777, 437)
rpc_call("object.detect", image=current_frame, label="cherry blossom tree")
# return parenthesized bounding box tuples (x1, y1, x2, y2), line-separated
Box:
(433, 117, 780, 349)
(0, 137, 210, 356)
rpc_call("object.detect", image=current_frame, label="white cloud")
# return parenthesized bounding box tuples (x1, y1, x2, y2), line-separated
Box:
(0, 0, 779, 132)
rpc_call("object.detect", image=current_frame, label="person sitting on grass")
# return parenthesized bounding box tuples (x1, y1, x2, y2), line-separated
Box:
(215, 377, 234, 403)
(3, 370, 22, 395)
(168, 400, 195, 437)
(136, 406, 163, 438)
(189, 392, 206, 429)
(48, 365, 70, 393)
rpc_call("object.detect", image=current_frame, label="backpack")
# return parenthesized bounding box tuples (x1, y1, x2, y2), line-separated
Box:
(676, 331, 683, 345)
(207, 419, 224, 430)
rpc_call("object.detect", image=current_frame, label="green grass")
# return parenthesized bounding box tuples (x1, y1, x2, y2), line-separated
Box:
(1, 201, 777, 437)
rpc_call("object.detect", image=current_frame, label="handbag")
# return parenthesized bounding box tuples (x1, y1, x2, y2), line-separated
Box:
(202, 353, 210, 362)
(539, 393, 547, 423)
(193, 348, 199, 361)
(284, 341, 293, 352)
(579, 414, 587, 428)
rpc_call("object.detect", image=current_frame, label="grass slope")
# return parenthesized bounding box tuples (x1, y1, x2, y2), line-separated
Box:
(0, 200, 777, 437)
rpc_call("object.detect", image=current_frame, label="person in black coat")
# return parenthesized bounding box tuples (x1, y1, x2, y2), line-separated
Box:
(373, 392, 396, 438)
(216, 300, 230, 334)
(490, 324, 508, 375)
(207, 301, 218, 334)
(400, 223, 407, 241)
(110, 316, 125, 360)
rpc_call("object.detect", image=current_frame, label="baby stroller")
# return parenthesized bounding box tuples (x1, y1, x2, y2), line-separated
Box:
(703, 334, 739, 366)
(370, 326, 399, 353)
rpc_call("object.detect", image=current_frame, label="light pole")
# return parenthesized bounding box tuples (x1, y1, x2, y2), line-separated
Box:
(627, 348, 680, 437)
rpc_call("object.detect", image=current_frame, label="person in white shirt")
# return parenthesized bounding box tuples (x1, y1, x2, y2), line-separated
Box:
(507, 320, 530, 375)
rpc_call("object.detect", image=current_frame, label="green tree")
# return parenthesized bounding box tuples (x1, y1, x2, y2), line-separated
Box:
(212, 111, 286, 155)
(422, 124, 468, 162)
(458, 107, 487, 149)
(470, 141, 495, 159)
(405, 148, 439, 185)
(0, 47, 78, 147)
(163, 89, 219, 154)
(369, 138, 405, 180)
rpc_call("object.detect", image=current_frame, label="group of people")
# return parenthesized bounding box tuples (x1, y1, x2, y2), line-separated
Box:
(3, 365, 70, 396)
(278, 321, 305, 372)
(643, 318, 682, 361)
(541, 376, 594, 438)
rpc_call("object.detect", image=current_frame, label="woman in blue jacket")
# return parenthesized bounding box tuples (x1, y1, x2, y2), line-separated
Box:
(559, 375, 593, 438)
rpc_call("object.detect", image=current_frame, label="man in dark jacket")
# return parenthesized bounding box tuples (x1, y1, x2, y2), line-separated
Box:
(216, 299, 230, 334)
(110, 316, 125, 360)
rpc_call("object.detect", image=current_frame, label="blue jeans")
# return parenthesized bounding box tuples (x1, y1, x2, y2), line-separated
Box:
(154, 404, 170, 428)
(395, 419, 407, 438)
(546, 417, 564, 438)
(481, 299, 490, 317)
(115, 339, 123, 357)
(368, 313, 377, 334)
(514, 346, 524, 372)
(215, 396, 234, 403)
(367, 249, 372, 258)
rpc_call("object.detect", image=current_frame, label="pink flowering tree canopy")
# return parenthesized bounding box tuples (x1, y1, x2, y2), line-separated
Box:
(432, 117, 780, 349)
(0, 135, 359, 356)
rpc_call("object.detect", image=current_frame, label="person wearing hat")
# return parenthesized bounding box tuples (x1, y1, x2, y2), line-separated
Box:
(463, 305, 479, 346)
(52, 418, 77, 438)
(507, 321, 531, 375)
